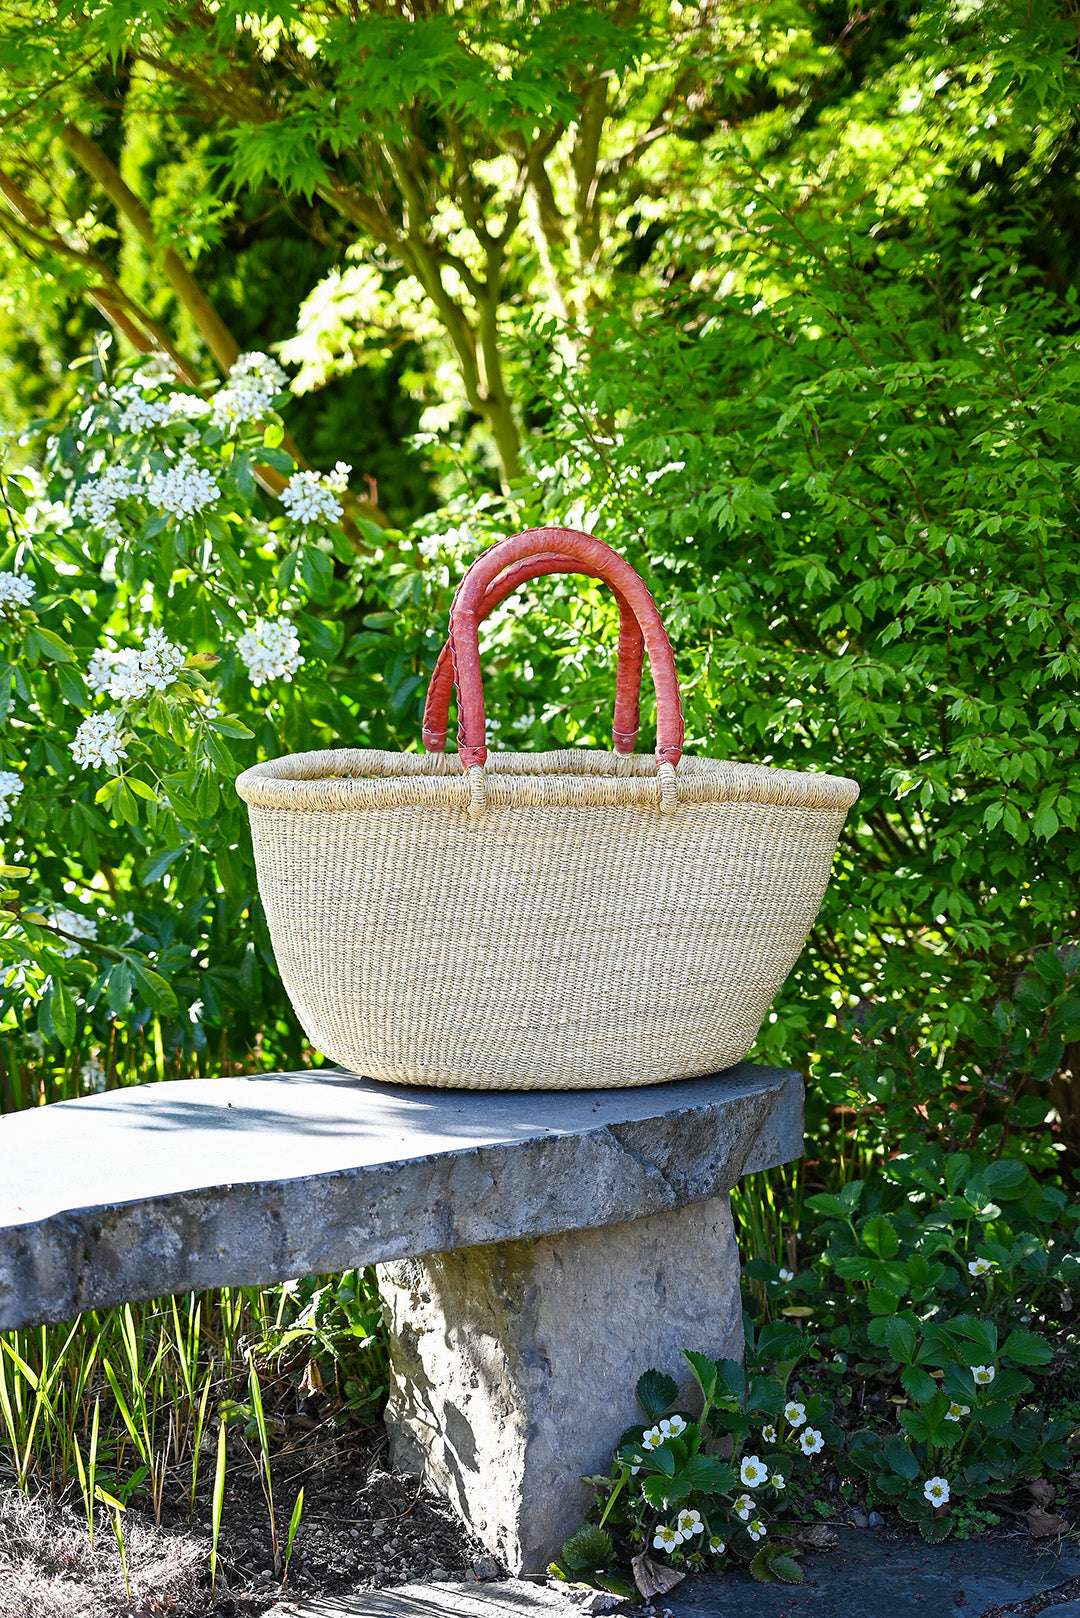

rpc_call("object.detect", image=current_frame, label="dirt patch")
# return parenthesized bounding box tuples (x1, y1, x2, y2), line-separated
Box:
(0, 1418, 494, 1617)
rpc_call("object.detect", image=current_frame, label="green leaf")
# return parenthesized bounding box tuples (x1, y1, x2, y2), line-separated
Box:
(636, 1369, 679, 1422)
(128, 961, 179, 1018)
(683, 1350, 718, 1403)
(50, 977, 76, 1048)
(559, 1524, 613, 1574)
(203, 728, 238, 777)
(768, 1554, 804, 1585)
(26, 626, 75, 663)
(867, 1287, 900, 1316)
(1002, 1329, 1053, 1367)
(883, 1316, 917, 1364)
(861, 1214, 900, 1258)
(139, 847, 185, 884)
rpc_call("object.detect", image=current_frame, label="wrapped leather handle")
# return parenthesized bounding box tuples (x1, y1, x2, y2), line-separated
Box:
(422, 551, 645, 755)
(449, 528, 684, 777)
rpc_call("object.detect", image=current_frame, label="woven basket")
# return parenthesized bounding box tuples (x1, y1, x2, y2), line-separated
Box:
(236, 527, 859, 1090)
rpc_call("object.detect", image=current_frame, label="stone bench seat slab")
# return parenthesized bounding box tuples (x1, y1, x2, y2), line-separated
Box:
(0, 1064, 801, 1331)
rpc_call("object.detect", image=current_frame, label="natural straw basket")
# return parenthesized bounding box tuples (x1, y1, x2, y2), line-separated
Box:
(236, 527, 859, 1090)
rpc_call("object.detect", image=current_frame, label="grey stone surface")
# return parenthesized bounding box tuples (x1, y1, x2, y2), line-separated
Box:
(262, 1530, 1080, 1616)
(380, 1194, 744, 1575)
(660, 1527, 1080, 1616)
(0, 1064, 801, 1330)
(264, 1582, 574, 1616)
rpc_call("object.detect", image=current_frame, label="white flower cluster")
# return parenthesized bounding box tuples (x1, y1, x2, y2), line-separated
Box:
(52, 906, 98, 958)
(237, 617, 304, 687)
(641, 1414, 686, 1452)
(0, 769, 23, 827)
(279, 467, 347, 526)
(81, 1054, 107, 1093)
(211, 351, 288, 430)
(0, 572, 34, 614)
(416, 520, 471, 559)
(146, 453, 220, 518)
(118, 395, 172, 433)
(652, 1507, 702, 1553)
(71, 710, 127, 770)
(72, 465, 137, 538)
(93, 629, 186, 701)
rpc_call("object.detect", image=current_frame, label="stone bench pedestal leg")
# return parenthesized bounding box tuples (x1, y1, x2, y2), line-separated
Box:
(379, 1191, 743, 1575)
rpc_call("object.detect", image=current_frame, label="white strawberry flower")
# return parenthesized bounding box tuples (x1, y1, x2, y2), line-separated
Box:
(661, 1414, 687, 1438)
(708, 1535, 725, 1554)
(971, 1365, 996, 1386)
(676, 1508, 703, 1537)
(747, 1518, 767, 1542)
(945, 1402, 970, 1422)
(778, 1267, 794, 1281)
(772, 1472, 787, 1491)
(968, 1256, 995, 1277)
(799, 1428, 824, 1456)
(653, 1522, 682, 1552)
(784, 1400, 806, 1427)
(761, 1424, 778, 1444)
(641, 1425, 663, 1452)
(740, 1455, 769, 1488)
(924, 1476, 950, 1506)
(734, 1493, 753, 1520)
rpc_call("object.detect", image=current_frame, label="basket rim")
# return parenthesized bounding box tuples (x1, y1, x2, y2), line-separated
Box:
(235, 748, 860, 813)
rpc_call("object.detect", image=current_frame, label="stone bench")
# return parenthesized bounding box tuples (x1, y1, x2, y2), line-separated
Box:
(0, 1063, 802, 1573)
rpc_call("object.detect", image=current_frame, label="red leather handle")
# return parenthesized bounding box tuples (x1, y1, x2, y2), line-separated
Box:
(422, 551, 645, 755)
(448, 527, 683, 771)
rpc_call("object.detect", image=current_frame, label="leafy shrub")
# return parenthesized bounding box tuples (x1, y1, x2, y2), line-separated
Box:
(553, 1334, 840, 1594)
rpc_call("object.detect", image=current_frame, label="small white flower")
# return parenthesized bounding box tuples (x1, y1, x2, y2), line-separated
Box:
(81, 1054, 107, 1093)
(968, 1257, 995, 1277)
(237, 617, 304, 687)
(417, 535, 440, 559)
(923, 1476, 950, 1506)
(641, 1425, 663, 1452)
(784, 1401, 806, 1428)
(778, 1267, 794, 1282)
(72, 465, 137, 529)
(0, 571, 34, 612)
(653, 1523, 682, 1552)
(971, 1365, 996, 1386)
(51, 907, 98, 957)
(327, 460, 351, 493)
(118, 395, 172, 433)
(103, 629, 186, 701)
(0, 769, 23, 826)
(676, 1508, 703, 1537)
(210, 351, 288, 430)
(740, 1455, 769, 1488)
(772, 1472, 787, 1491)
(71, 710, 127, 770)
(734, 1493, 753, 1521)
(747, 1518, 767, 1542)
(708, 1535, 725, 1554)
(146, 453, 220, 518)
(660, 1415, 687, 1438)
(761, 1424, 778, 1444)
(799, 1428, 824, 1456)
(279, 468, 344, 526)
(945, 1402, 970, 1422)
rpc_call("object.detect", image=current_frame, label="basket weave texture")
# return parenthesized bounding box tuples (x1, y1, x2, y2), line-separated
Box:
(237, 747, 859, 1090)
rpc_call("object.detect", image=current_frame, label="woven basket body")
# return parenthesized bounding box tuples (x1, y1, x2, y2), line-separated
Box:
(237, 747, 858, 1090)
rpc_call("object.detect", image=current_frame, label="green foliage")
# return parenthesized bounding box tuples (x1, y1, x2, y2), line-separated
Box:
(742, 1136, 1077, 1541)
(554, 1341, 838, 1590)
